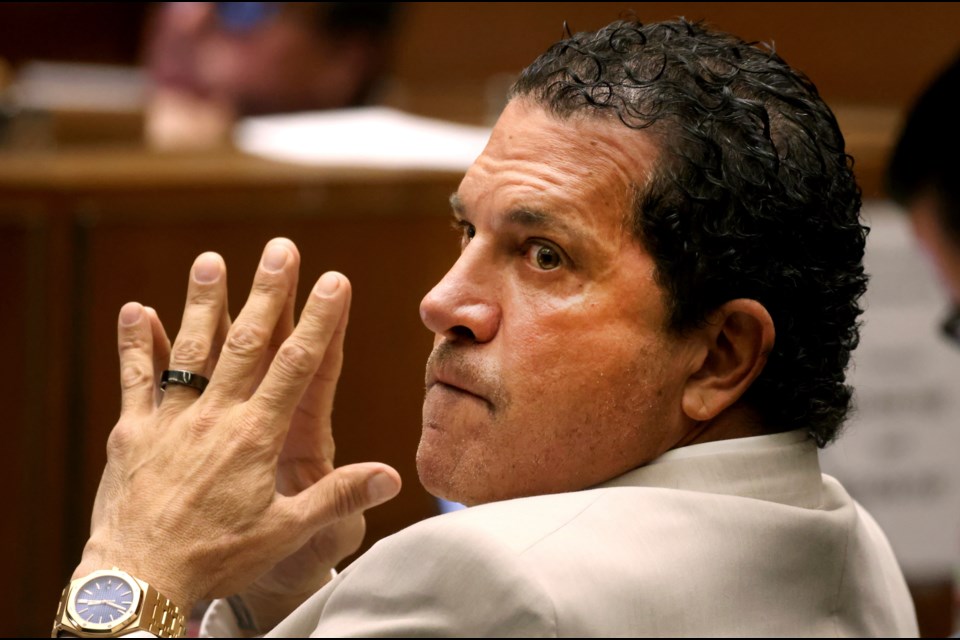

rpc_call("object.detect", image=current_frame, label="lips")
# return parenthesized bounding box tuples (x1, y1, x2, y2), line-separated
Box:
(435, 381, 488, 403)
(426, 367, 494, 410)
(427, 373, 485, 399)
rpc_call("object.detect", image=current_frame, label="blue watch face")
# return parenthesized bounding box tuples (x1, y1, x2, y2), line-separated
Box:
(72, 575, 136, 625)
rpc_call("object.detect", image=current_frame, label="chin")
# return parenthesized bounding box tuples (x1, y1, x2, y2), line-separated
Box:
(415, 448, 491, 507)
(415, 445, 458, 503)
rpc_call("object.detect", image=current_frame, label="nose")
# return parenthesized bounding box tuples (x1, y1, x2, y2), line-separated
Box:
(420, 248, 500, 344)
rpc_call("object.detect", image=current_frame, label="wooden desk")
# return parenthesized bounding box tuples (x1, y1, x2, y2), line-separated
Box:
(0, 148, 462, 636)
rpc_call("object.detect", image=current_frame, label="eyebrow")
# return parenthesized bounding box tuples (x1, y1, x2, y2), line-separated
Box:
(449, 192, 581, 238)
(449, 193, 465, 216)
(506, 207, 553, 228)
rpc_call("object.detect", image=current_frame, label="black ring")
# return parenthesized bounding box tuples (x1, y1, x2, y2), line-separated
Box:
(160, 369, 209, 394)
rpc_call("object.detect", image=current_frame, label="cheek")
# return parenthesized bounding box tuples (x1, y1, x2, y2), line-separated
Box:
(502, 310, 672, 436)
(489, 339, 679, 496)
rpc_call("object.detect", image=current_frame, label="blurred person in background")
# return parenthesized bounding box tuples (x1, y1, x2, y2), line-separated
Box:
(142, 2, 397, 147)
(887, 53, 960, 346)
(887, 51, 960, 638)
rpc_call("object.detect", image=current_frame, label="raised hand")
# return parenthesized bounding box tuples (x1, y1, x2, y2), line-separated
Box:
(74, 238, 402, 620)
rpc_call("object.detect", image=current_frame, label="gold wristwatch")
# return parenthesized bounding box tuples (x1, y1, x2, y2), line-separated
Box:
(52, 568, 186, 638)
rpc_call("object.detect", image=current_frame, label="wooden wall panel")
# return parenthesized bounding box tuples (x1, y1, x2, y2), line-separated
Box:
(390, 2, 960, 111)
(0, 197, 75, 637)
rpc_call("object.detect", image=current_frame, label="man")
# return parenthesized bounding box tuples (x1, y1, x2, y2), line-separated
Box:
(885, 52, 960, 640)
(887, 53, 960, 345)
(142, 2, 397, 148)
(55, 20, 918, 637)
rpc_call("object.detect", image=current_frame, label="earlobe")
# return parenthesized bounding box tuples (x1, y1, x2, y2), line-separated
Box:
(681, 300, 775, 422)
(681, 390, 712, 421)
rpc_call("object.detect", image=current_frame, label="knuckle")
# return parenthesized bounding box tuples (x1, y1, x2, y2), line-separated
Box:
(312, 366, 339, 387)
(106, 422, 135, 459)
(231, 412, 270, 451)
(120, 362, 151, 392)
(118, 332, 149, 354)
(293, 403, 321, 424)
(224, 323, 269, 359)
(188, 285, 221, 306)
(305, 306, 341, 335)
(251, 274, 285, 297)
(333, 476, 367, 520)
(171, 336, 209, 366)
(254, 386, 286, 414)
(187, 403, 221, 436)
(274, 342, 316, 379)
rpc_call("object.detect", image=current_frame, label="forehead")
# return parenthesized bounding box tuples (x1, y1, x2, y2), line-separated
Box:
(457, 99, 659, 226)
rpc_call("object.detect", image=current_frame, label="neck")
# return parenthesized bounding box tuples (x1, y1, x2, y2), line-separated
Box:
(672, 403, 768, 451)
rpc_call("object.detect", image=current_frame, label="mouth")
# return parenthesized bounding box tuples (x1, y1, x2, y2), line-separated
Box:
(426, 371, 495, 412)
(433, 381, 488, 403)
(424, 342, 503, 414)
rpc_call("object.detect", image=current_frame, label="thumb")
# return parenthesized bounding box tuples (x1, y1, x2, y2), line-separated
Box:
(286, 463, 402, 529)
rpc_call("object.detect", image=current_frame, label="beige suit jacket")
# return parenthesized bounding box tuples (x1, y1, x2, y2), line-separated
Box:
(202, 430, 918, 637)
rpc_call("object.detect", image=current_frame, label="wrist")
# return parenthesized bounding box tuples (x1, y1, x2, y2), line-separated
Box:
(55, 567, 188, 638)
(73, 542, 197, 615)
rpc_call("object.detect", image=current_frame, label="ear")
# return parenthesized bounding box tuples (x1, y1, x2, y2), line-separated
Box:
(681, 299, 775, 422)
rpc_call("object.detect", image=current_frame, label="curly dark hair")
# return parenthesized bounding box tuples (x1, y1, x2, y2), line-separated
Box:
(511, 19, 867, 446)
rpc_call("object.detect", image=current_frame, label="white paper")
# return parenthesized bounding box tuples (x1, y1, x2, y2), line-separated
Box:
(12, 62, 146, 112)
(234, 106, 492, 171)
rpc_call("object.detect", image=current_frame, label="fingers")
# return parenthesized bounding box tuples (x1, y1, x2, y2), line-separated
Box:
(162, 252, 229, 407)
(145, 306, 171, 406)
(251, 242, 301, 396)
(146, 306, 171, 369)
(163, 252, 227, 409)
(288, 280, 351, 466)
(207, 239, 300, 401)
(247, 272, 349, 442)
(117, 302, 160, 416)
(278, 463, 401, 531)
(206, 302, 232, 377)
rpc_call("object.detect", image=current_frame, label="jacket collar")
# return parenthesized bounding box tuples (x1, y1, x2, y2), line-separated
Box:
(596, 429, 823, 509)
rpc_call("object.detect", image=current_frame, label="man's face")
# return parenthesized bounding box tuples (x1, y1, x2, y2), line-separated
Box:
(417, 100, 699, 506)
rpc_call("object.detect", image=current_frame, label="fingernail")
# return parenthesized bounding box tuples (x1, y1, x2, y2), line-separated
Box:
(262, 243, 289, 272)
(315, 272, 340, 297)
(120, 303, 142, 326)
(367, 473, 398, 503)
(193, 253, 221, 283)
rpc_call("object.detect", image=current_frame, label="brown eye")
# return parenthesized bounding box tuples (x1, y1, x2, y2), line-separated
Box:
(534, 245, 561, 270)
